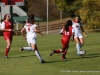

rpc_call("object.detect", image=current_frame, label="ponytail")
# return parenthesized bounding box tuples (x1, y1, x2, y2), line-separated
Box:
(65, 20, 72, 32)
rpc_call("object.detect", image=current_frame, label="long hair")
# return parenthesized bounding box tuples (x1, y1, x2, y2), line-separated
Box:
(27, 14, 34, 23)
(28, 14, 34, 20)
(3, 14, 10, 21)
(27, 18, 34, 24)
(64, 20, 72, 32)
(74, 16, 81, 23)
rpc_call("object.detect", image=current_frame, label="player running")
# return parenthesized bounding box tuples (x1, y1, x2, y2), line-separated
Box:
(72, 16, 88, 55)
(20, 15, 45, 63)
(50, 20, 73, 59)
(0, 14, 14, 58)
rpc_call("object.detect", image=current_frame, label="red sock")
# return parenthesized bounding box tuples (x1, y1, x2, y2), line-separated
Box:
(63, 51, 67, 55)
(55, 50, 62, 53)
(5, 48, 9, 56)
(62, 51, 67, 57)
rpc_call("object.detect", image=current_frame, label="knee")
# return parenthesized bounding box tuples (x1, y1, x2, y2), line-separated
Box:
(81, 42, 84, 45)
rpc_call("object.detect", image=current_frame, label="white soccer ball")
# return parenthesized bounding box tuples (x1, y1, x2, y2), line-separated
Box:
(79, 50, 86, 55)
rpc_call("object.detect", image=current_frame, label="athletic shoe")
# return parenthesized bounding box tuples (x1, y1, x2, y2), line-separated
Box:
(20, 47, 24, 51)
(62, 56, 67, 59)
(50, 50, 55, 56)
(41, 60, 46, 63)
(4, 56, 9, 59)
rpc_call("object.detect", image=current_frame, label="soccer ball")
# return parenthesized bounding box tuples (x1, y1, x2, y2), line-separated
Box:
(79, 50, 86, 56)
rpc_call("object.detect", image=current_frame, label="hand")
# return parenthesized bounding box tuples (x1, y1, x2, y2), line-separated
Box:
(8, 29, 14, 32)
(24, 37, 26, 40)
(71, 39, 74, 42)
(12, 29, 15, 32)
(85, 35, 88, 38)
(8, 29, 12, 31)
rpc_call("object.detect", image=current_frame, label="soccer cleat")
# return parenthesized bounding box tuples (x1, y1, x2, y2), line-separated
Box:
(62, 56, 67, 59)
(20, 47, 24, 51)
(41, 60, 46, 63)
(4, 56, 9, 59)
(50, 50, 55, 56)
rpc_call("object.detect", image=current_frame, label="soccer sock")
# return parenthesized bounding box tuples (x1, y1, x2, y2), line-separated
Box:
(35, 50, 43, 61)
(54, 49, 62, 53)
(23, 47, 34, 51)
(80, 44, 83, 48)
(62, 49, 67, 57)
(76, 44, 81, 54)
(5, 47, 10, 56)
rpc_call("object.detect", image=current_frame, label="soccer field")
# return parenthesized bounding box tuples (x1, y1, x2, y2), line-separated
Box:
(0, 33, 100, 75)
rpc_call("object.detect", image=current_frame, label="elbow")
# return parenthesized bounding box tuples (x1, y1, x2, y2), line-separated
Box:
(60, 33, 63, 35)
(20, 30, 23, 34)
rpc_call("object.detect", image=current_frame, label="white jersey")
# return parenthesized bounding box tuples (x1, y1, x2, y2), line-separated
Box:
(72, 21, 83, 38)
(24, 23, 37, 39)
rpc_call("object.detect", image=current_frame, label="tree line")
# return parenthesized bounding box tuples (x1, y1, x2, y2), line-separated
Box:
(21, 0, 67, 21)
(54, 0, 100, 29)
(22, 0, 100, 29)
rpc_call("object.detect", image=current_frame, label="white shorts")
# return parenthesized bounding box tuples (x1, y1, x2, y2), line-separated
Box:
(74, 33, 83, 38)
(27, 37, 36, 46)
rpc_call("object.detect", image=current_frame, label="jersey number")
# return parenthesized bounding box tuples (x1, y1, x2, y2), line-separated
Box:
(28, 27, 30, 31)
(64, 31, 69, 35)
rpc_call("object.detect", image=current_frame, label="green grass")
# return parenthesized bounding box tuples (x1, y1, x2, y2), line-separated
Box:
(0, 33, 100, 75)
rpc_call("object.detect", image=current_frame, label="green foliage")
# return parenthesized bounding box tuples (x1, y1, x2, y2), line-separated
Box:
(54, 0, 82, 17)
(54, 0, 100, 29)
(80, 0, 100, 29)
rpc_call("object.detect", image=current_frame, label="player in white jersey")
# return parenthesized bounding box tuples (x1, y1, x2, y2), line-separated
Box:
(20, 14, 45, 63)
(72, 16, 88, 55)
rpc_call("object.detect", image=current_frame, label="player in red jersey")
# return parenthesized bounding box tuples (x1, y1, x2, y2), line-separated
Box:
(50, 20, 73, 59)
(0, 14, 14, 58)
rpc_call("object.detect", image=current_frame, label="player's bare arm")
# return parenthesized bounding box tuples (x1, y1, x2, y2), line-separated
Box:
(80, 26, 88, 38)
(21, 28, 26, 37)
(0, 28, 13, 32)
(34, 27, 44, 36)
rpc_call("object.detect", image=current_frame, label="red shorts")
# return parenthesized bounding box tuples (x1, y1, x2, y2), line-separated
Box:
(61, 37, 70, 48)
(4, 34, 13, 41)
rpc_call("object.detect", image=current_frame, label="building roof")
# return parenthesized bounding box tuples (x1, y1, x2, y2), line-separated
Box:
(13, 16, 43, 22)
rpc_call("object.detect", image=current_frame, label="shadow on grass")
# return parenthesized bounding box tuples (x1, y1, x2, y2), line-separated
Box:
(45, 59, 72, 63)
(81, 53, 100, 58)
(10, 55, 36, 58)
(68, 53, 100, 60)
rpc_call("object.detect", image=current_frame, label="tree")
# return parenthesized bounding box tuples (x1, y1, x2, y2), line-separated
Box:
(79, 0, 100, 29)
(54, 0, 82, 17)
(23, 0, 64, 21)
(54, 0, 100, 29)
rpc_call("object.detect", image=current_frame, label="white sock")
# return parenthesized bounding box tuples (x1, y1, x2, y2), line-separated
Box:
(23, 47, 34, 51)
(76, 44, 81, 54)
(35, 50, 43, 61)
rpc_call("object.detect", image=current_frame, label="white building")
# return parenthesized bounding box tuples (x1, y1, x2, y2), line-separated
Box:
(0, 5, 27, 20)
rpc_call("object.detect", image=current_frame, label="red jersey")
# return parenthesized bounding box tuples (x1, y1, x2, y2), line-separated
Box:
(1, 20, 13, 40)
(60, 26, 72, 39)
(3, 20, 13, 35)
(60, 26, 72, 47)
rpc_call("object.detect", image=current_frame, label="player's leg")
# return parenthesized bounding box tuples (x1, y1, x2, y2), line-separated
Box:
(61, 39, 69, 59)
(50, 49, 62, 56)
(4, 39, 11, 58)
(50, 38, 63, 56)
(20, 47, 34, 51)
(20, 38, 34, 51)
(30, 37, 45, 63)
(62, 46, 69, 59)
(31, 44, 45, 63)
(74, 37, 81, 55)
(79, 37, 84, 48)
(4, 35, 12, 58)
